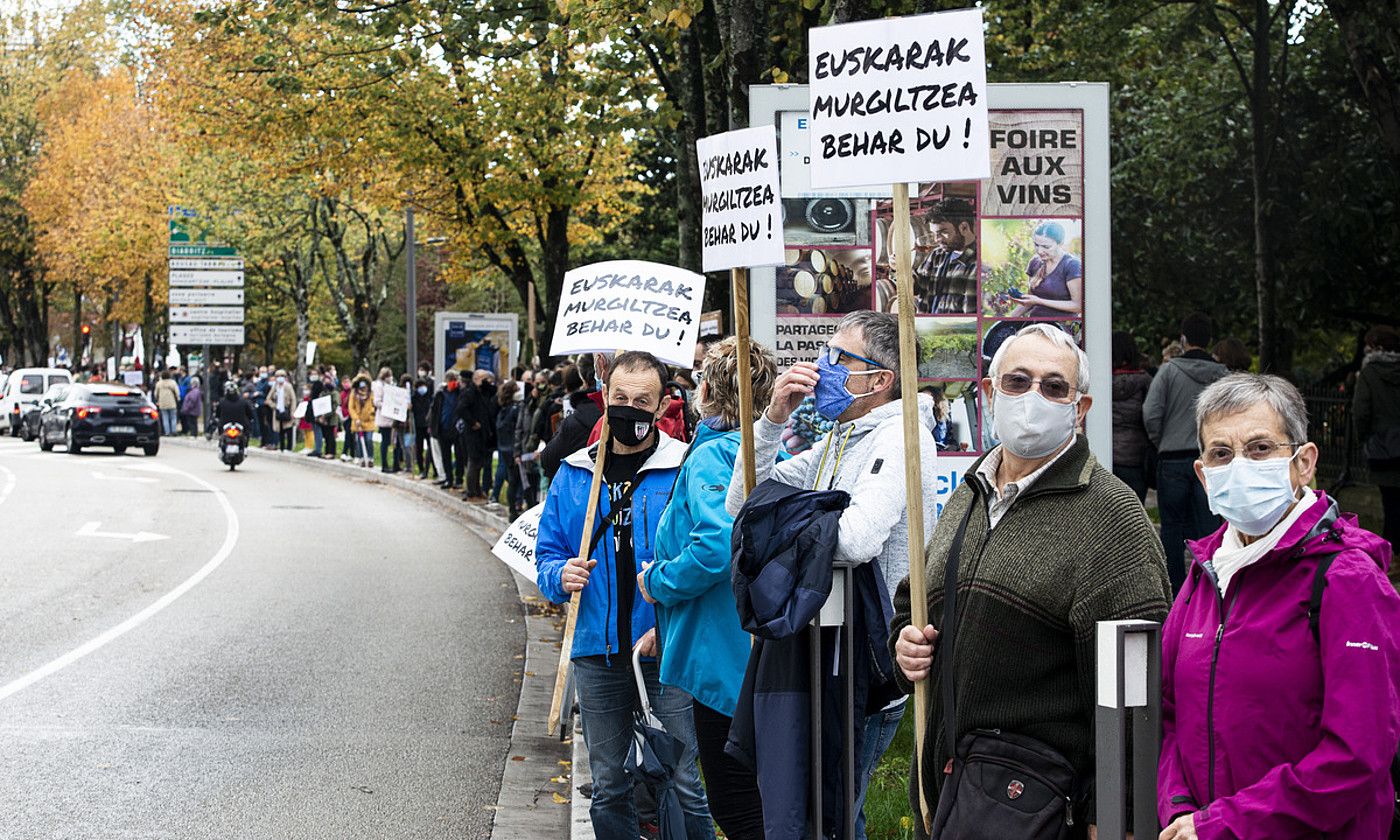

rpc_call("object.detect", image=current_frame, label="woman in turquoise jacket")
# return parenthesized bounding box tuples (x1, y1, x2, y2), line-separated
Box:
(640, 337, 779, 840)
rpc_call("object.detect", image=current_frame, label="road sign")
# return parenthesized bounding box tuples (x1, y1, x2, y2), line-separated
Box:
(168, 258, 244, 271)
(168, 288, 244, 305)
(169, 306, 244, 323)
(168, 244, 238, 258)
(169, 270, 244, 287)
(169, 324, 245, 345)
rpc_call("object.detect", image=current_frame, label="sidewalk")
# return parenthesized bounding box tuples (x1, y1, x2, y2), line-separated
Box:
(164, 436, 578, 839)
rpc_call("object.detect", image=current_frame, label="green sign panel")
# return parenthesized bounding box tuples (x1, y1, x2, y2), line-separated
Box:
(168, 244, 238, 257)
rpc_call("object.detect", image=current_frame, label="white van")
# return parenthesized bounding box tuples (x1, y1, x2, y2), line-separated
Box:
(2, 367, 74, 435)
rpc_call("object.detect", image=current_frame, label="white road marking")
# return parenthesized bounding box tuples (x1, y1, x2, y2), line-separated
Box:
(89, 471, 159, 484)
(0, 463, 14, 508)
(75, 521, 170, 543)
(0, 460, 241, 703)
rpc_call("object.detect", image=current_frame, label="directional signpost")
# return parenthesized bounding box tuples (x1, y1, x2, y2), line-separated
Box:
(167, 246, 246, 347)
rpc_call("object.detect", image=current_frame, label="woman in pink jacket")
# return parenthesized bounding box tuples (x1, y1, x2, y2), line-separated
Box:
(1158, 373, 1400, 840)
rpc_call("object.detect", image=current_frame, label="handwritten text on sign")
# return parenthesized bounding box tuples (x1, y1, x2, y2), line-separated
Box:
(807, 8, 990, 188)
(697, 126, 785, 272)
(491, 503, 545, 581)
(551, 260, 706, 368)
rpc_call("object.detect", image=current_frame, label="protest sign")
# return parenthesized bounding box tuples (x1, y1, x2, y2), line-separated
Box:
(697, 126, 785, 272)
(121, 371, 144, 388)
(311, 395, 333, 418)
(807, 8, 990, 188)
(550, 260, 705, 367)
(380, 384, 409, 422)
(490, 503, 545, 581)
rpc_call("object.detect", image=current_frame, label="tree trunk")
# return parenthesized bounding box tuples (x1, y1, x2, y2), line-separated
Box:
(295, 306, 310, 391)
(1326, 0, 1400, 173)
(540, 204, 571, 364)
(71, 285, 83, 367)
(675, 23, 706, 275)
(1250, 0, 1281, 373)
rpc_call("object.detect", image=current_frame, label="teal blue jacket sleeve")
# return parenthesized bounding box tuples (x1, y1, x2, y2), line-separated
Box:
(644, 446, 734, 606)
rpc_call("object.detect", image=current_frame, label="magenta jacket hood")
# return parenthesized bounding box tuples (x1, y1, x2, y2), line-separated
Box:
(1158, 491, 1400, 839)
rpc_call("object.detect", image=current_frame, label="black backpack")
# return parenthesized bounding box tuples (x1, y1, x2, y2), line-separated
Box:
(1308, 548, 1400, 837)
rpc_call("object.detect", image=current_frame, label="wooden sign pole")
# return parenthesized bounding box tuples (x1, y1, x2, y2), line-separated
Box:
(731, 267, 756, 496)
(891, 181, 932, 830)
(545, 416, 611, 736)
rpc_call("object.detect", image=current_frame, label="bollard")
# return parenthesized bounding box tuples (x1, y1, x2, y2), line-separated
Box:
(1095, 619, 1162, 840)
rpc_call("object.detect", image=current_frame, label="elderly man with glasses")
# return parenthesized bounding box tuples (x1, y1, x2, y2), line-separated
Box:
(726, 309, 940, 840)
(891, 323, 1171, 840)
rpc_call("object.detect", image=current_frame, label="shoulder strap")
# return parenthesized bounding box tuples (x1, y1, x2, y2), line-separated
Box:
(584, 472, 641, 560)
(1308, 551, 1342, 645)
(1304, 503, 1344, 645)
(941, 497, 979, 759)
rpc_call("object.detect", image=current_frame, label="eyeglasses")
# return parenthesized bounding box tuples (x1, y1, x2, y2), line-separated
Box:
(1201, 439, 1303, 468)
(996, 372, 1077, 403)
(821, 343, 885, 369)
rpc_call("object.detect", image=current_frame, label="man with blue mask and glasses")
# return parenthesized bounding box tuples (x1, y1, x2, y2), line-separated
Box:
(726, 310, 939, 840)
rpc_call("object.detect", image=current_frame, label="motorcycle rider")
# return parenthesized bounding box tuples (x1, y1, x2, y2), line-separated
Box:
(215, 382, 255, 450)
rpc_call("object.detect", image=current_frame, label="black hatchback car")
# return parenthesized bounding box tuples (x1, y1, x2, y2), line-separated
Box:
(39, 384, 161, 455)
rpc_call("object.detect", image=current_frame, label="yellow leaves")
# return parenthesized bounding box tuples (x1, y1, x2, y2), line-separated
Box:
(664, 7, 693, 29)
(23, 65, 176, 310)
(770, 66, 791, 84)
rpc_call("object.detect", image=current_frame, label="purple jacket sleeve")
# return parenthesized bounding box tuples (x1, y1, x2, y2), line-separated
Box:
(1157, 587, 1201, 826)
(1195, 553, 1400, 839)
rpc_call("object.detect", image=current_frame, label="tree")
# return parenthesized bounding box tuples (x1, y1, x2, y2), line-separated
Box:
(23, 64, 176, 377)
(1326, 0, 1400, 173)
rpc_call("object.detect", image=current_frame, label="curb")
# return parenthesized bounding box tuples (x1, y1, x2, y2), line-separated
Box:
(162, 437, 574, 838)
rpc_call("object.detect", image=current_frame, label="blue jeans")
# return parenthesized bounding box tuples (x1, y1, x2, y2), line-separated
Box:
(1156, 457, 1220, 592)
(855, 701, 905, 840)
(573, 656, 713, 840)
(159, 408, 177, 436)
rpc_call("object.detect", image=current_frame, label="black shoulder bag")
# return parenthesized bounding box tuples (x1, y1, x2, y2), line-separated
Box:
(929, 499, 1079, 840)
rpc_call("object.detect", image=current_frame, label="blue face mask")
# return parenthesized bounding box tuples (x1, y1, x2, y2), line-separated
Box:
(814, 356, 882, 420)
(1202, 452, 1300, 536)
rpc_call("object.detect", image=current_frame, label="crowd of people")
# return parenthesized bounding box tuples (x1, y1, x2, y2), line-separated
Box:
(525, 311, 1398, 840)
(28, 311, 1398, 840)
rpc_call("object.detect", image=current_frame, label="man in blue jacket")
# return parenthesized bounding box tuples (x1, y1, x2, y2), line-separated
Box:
(535, 350, 713, 840)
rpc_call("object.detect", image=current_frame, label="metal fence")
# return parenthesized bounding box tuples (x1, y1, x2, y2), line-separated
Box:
(1301, 383, 1369, 489)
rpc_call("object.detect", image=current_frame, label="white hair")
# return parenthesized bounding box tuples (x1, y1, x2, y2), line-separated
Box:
(988, 324, 1090, 393)
(1195, 373, 1308, 447)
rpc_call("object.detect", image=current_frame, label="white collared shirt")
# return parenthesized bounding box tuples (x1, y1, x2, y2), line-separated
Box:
(975, 443, 1074, 529)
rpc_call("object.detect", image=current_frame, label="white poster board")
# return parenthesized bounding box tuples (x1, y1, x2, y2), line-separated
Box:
(311, 395, 333, 418)
(807, 8, 990, 188)
(550, 260, 706, 367)
(121, 371, 144, 388)
(491, 503, 545, 581)
(380, 384, 410, 423)
(697, 126, 785, 272)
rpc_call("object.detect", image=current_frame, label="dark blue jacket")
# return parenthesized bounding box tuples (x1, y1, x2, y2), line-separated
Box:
(725, 478, 900, 840)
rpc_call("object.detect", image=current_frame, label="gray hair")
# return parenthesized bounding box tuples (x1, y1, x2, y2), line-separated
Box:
(1195, 373, 1308, 447)
(988, 324, 1090, 393)
(835, 310, 906, 398)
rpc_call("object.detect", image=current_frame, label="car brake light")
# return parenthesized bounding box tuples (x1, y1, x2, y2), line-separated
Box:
(75, 406, 102, 419)
(141, 406, 158, 420)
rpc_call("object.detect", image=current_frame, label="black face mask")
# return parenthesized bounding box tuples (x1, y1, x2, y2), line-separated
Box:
(608, 404, 657, 448)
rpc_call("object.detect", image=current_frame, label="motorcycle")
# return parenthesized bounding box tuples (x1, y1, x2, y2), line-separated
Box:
(219, 422, 247, 471)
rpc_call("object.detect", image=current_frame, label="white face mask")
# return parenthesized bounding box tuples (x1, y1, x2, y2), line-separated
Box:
(1202, 453, 1300, 536)
(991, 389, 1077, 459)
(276, 376, 286, 385)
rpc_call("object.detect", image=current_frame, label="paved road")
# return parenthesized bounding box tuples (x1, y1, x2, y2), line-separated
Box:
(0, 434, 523, 839)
